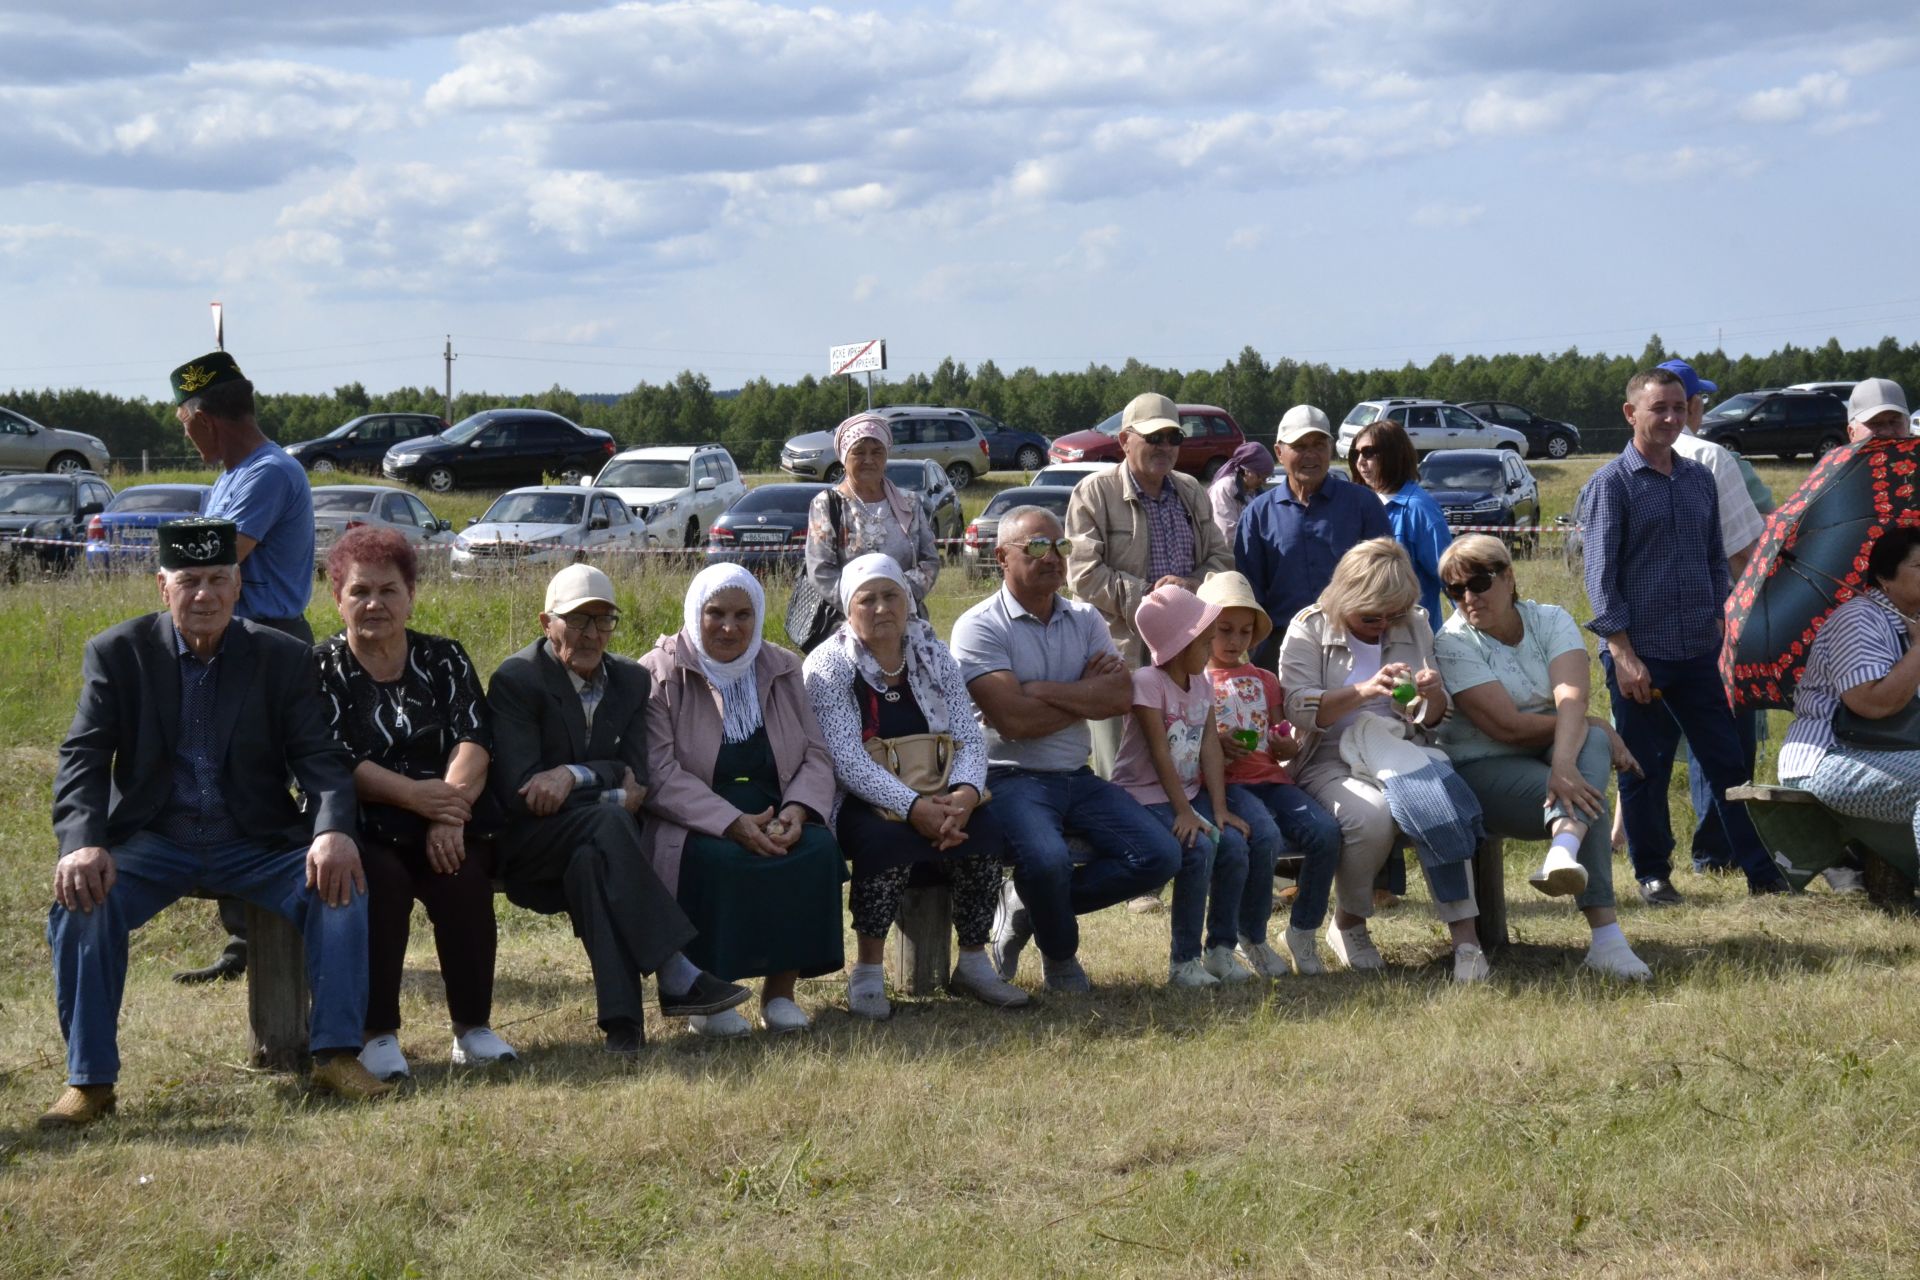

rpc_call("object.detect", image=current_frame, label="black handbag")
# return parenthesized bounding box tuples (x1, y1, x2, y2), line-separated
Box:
(1832, 698, 1920, 751)
(783, 491, 845, 653)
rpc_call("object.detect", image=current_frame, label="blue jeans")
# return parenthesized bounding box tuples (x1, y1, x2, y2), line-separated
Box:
(1684, 708, 1759, 871)
(1145, 792, 1247, 963)
(1603, 650, 1780, 889)
(1228, 781, 1340, 932)
(989, 767, 1182, 961)
(47, 829, 369, 1085)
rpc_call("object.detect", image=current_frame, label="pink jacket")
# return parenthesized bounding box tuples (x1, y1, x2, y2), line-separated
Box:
(638, 634, 839, 895)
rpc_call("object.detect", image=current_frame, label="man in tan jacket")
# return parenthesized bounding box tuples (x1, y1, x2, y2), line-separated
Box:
(1066, 391, 1233, 778)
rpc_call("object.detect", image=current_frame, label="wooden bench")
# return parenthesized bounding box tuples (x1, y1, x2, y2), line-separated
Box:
(1726, 783, 1917, 891)
(887, 834, 1510, 995)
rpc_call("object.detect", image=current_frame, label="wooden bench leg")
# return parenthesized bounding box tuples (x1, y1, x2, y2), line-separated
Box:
(890, 883, 953, 998)
(245, 903, 310, 1070)
(1473, 836, 1508, 954)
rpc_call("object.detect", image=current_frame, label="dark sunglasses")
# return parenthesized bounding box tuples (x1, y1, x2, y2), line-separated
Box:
(1018, 536, 1073, 559)
(1135, 430, 1182, 447)
(1354, 445, 1386, 460)
(1443, 571, 1498, 601)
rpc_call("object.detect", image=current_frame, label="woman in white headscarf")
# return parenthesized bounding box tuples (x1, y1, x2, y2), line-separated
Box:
(639, 563, 844, 1036)
(804, 412, 941, 617)
(803, 553, 1028, 1020)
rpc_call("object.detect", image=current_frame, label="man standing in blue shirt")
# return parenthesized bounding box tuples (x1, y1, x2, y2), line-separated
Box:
(1234, 405, 1391, 669)
(170, 351, 319, 981)
(1582, 367, 1790, 901)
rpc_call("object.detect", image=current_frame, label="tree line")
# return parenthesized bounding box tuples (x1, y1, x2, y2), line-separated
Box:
(9, 334, 1918, 473)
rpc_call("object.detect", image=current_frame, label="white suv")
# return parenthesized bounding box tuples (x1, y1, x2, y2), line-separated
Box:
(1335, 399, 1528, 461)
(592, 444, 747, 549)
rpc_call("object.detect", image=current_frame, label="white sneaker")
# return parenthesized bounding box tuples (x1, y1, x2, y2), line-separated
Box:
(1325, 921, 1385, 971)
(948, 956, 1031, 1008)
(1236, 938, 1292, 979)
(450, 1026, 518, 1066)
(1528, 846, 1589, 897)
(1203, 944, 1256, 983)
(1823, 865, 1866, 895)
(1168, 958, 1221, 988)
(847, 968, 892, 1021)
(688, 1009, 752, 1038)
(989, 879, 1032, 981)
(760, 997, 810, 1034)
(1453, 944, 1491, 984)
(358, 1034, 410, 1082)
(1584, 939, 1653, 982)
(1284, 925, 1326, 975)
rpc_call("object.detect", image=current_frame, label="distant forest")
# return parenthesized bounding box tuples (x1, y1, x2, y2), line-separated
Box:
(9, 334, 1917, 472)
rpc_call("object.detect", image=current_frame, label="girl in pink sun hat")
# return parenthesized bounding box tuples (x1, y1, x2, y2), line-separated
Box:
(1109, 584, 1256, 988)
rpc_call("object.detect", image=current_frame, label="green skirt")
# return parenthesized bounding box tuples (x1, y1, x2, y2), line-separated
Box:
(676, 727, 847, 980)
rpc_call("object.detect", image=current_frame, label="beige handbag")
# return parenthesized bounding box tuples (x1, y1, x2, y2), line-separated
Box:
(861, 732, 989, 821)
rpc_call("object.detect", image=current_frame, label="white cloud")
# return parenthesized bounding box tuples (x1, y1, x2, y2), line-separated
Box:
(0, 223, 201, 288)
(1739, 71, 1849, 123)
(1461, 83, 1597, 136)
(1226, 226, 1266, 251)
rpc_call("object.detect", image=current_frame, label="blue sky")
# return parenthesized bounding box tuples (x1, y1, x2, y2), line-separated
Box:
(3, 0, 1918, 400)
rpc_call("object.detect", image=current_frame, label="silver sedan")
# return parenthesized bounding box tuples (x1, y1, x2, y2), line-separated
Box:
(312, 485, 456, 566)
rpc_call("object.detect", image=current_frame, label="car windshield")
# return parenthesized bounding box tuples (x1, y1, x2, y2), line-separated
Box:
(0, 479, 74, 514)
(312, 490, 379, 514)
(1343, 404, 1381, 427)
(320, 420, 358, 440)
(598, 460, 686, 488)
(482, 493, 584, 525)
(111, 487, 202, 514)
(440, 415, 492, 444)
(982, 490, 1070, 518)
(1418, 456, 1504, 491)
(885, 462, 928, 490)
(1704, 393, 1764, 422)
(730, 487, 819, 516)
(1090, 411, 1124, 437)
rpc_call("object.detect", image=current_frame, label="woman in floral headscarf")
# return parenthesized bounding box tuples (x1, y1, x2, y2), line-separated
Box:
(639, 563, 845, 1036)
(803, 412, 941, 618)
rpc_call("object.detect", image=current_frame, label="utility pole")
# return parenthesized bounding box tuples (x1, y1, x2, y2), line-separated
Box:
(443, 335, 456, 422)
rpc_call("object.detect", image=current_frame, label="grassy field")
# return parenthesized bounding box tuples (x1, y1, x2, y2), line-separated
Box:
(6, 456, 1919, 1279)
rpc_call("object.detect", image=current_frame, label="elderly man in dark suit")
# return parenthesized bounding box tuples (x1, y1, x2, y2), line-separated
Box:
(43, 519, 388, 1130)
(488, 564, 748, 1054)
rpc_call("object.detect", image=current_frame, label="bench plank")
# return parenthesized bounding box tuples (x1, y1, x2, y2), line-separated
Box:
(890, 884, 953, 997)
(245, 905, 309, 1069)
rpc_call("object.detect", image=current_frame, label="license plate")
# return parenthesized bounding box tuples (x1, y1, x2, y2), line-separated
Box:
(119, 529, 155, 544)
(738, 530, 785, 544)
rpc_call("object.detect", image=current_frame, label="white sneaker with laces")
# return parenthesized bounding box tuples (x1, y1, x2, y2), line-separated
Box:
(1584, 939, 1653, 982)
(358, 1034, 410, 1082)
(989, 879, 1032, 981)
(1236, 938, 1291, 979)
(1528, 846, 1589, 897)
(450, 1026, 518, 1066)
(1324, 921, 1385, 971)
(1203, 944, 1257, 983)
(760, 997, 811, 1034)
(847, 967, 891, 1020)
(688, 1009, 752, 1038)
(1284, 925, 1326, 975)
(1453, 943, 1491, 984)
(1168, 958, 1221, 988)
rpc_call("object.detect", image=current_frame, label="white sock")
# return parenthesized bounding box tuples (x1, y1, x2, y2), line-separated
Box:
(658, 952, 700, 997)
(954, 950, 998, 982)
(1550, 831, 1582, 857)
(848, 962, 885, 996)
(1589, 922, 1627, 950)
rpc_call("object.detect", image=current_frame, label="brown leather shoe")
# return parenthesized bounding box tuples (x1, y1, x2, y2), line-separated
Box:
(38, 1084, 116, 1130)
(310, 1054, 396, 1102)
(1372, 888, 1402, 911)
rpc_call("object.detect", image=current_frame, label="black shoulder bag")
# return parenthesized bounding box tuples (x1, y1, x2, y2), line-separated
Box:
(784, 491, 846, 653)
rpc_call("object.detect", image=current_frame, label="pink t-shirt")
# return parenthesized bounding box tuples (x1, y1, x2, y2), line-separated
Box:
(1111, 666, 1213, 805)
(1206, 663, 1296, 786)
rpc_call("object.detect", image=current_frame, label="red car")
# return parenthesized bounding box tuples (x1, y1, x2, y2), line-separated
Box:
(1046, 402, 1246, 480)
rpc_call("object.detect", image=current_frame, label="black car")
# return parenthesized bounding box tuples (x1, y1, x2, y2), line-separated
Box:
(705, 482, 830, 574)
(960, 485, 1074, 581)
(0, 471, 113, 573)
(963, 411, 1052, 473)
(381, 408, 617, 493)
(1417, 449, 1540, 551)
(1699, 390, 1849, 460)
(286, 412, 447, 474)
(1455, 401, 1581, 460)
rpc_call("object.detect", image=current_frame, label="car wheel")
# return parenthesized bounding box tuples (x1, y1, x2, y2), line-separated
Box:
(49, 452, 88, 475)
(1543, 433, 1573, 460)
(1015, 444, 1045, 472)
(1499, 442, 1523, 456)
(825, 463, 846, 484)
(309, 455, 338, 473)
(1201, 456, 1226, 482)
(946, 461, 974, 489)
(424, 466, 457, 494)
(1814, 435, 1845, 459)
(1715, 436, 1742, 457)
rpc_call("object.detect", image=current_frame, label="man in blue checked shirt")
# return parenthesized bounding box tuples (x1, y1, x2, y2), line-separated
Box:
(1581, 368, 1791, 902)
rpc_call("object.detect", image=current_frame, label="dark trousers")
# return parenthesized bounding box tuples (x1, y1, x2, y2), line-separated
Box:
(363, 836, 498, 1032)
(1686, 707, 1759, 871)
(1603, 649, 1779, 889)
(496, 805, 696, 1031)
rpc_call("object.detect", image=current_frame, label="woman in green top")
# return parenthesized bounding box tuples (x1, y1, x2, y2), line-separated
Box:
(1431, 535, 1652, 980)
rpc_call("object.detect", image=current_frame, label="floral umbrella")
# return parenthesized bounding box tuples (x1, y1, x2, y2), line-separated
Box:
(1722, 436, 1920, 711)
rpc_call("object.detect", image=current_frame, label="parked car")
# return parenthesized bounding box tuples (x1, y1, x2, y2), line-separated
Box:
(705, 482, 830, 574)
(960, 484, 1075, 582)
(1337, 399, 1529, 461)
(383, 409, 616, 493)
(312, 485, 456, 566)
(85, 482, 211, 571)
(1047, 403, 1244, 481)
(781, 406, 992, 489)
(1454, 401, 1581, 460)
(1416, 448, 1540, 551)
(1031, 462, 1114, 487)
(0, 471, 113, 572)
(449, 485, 646, 578)
(1699, 389, 1849, 459)
(592, 443, 746, 550)
(286, 413, 448, 474)
(886, 458, 965, 550)
(0, 406, 112, 475)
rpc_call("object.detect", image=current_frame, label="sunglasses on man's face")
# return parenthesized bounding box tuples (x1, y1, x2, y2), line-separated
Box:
(1017, 536, 1073, 559)
(1443, 571, 1498, 601)
(1135, 430, 1182, 447)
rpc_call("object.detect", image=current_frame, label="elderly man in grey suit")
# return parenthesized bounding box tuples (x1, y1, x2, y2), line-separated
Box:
(488, 564, 748, 1054)
(43, 518, 388, 1130)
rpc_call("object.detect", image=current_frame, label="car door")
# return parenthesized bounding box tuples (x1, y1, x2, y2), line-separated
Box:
(379, 490, 424, 543)
(1745, 397, 1787, 452)
(402, 493, 446, 542)
(346, 419, 388, 469)
(0, 407, 37, 471)
(1440, 405, 1489, 448)
(693, 456, 723, 528)
(1784, 397, 1824, 455)
(1399, 405, 1442, 451)
(920, 462, 952, 537)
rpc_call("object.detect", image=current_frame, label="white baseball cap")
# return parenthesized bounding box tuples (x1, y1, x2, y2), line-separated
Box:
(1276, 404, 1332, 445)
(1848, 377, 1910, 425)
(544, 563, 617, 615)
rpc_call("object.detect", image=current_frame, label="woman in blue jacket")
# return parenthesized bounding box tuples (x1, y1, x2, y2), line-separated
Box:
(1350, 418, 1450, 624)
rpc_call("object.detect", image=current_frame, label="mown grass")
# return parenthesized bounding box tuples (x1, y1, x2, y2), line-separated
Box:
(7, 454, 1915, 1280)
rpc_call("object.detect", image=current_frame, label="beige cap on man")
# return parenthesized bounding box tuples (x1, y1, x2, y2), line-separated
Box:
(1276, 404, 1332, 445)
(544, 563, 618, 614)
(1120, 392, 1181, 435)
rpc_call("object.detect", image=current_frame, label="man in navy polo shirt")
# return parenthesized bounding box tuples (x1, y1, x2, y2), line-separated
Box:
(1582, 367, 1791, 902)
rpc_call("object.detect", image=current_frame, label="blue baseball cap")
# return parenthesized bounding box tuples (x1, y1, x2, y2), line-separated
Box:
(1658, 359, 1717, 399)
